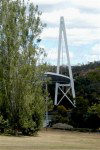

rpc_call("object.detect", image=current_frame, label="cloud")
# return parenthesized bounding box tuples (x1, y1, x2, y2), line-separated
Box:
(82, 44, 100, 63)
(84, 54, 100, 63)
(41, 27, 58, 39)
(68, 28, 100, 46)
(40, 45, 74, 65)
(41, 7, 100, 28)
(91, 44, 100, 55)
(29, 0, 66, 5)
(41, 8, 81, 25)
(69, 0, 100, 9)
(29, 0, 100, 10)
(41, 27, 100, 46)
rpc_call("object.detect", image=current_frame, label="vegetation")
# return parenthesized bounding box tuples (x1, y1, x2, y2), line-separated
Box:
(0, 0, 46, 135)
(73, 65, 100, 130)
(48, 62, 100, 130)
(52, 105, 69, 124)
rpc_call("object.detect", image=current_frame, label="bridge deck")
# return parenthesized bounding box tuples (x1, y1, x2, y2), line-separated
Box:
(44, 72, 70, 84)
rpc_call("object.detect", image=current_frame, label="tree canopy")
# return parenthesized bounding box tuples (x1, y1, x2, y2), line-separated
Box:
(0, 0, 46, 135)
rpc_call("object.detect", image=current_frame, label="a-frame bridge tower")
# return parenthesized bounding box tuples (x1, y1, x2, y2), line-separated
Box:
(45, 16, 75, 107)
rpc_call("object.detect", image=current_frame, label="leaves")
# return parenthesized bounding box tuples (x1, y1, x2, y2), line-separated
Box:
(0, 0, 46, 134)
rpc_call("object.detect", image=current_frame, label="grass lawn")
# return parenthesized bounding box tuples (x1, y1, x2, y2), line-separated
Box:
(0, 129, 100, 150)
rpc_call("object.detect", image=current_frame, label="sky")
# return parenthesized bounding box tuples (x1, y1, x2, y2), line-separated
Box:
(29, 0, 100, 66)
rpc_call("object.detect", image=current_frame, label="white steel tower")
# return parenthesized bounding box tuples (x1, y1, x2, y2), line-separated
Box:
(54, 16, 75, 107)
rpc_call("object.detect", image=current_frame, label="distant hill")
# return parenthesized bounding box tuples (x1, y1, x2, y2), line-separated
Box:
(48, 61, 100, 78)
(72, 61, 100, 78)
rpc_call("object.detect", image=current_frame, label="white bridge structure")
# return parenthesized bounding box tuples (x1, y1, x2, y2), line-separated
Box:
(45, 17, 75, 107)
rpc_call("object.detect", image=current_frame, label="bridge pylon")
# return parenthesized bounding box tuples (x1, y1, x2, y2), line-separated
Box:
(54, 16, 75, 107)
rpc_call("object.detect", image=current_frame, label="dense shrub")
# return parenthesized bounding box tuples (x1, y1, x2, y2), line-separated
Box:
(85, 104, 100, 129)
(0, 115, 9, 133)
(52, 105, 69, 124)
(70, 97, 89, 128)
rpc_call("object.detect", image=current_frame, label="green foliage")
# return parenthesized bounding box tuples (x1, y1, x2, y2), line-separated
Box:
(57, 105, 68, 116)
(0, 0, 46, 135)
(88, 104, 100, 117)
(47, 98, 53, 111)
(71, 97, 89, 128)
(0, 115, 9, 133)
(71, 69, 100, 129)
(87, 67, 100, 82)
(85, 104, 100, 129)
(52, 105, 68, 124)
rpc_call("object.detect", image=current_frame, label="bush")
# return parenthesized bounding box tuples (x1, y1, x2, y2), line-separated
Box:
(70, 97, 89, 128)
(85, 104, 100, 129)
(52, 105, 69, 124)
(0, 115, 9, 133)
